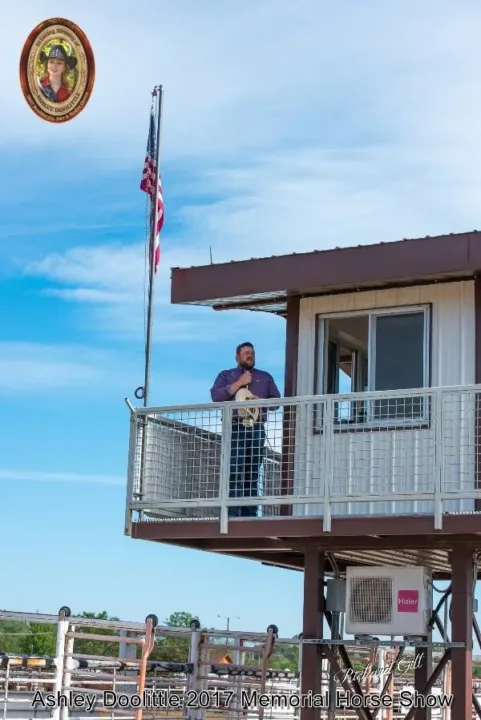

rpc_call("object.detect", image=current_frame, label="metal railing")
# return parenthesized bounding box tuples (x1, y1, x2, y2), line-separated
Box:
(125, 385, 481, 533)
(0, 608, 299, 720)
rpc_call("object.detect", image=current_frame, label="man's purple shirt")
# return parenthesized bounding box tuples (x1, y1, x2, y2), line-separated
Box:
(210, 367, 281, 423)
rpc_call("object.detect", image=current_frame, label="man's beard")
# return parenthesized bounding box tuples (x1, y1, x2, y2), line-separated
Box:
(239, 360, 254, 370)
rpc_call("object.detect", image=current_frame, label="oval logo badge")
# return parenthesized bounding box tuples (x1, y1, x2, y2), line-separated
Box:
(19, 17, 95, 123)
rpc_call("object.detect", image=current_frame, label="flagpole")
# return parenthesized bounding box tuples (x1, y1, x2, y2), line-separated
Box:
(142, 84, 163, 408)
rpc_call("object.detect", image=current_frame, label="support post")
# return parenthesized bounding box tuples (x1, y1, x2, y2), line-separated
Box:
(327, 610, 339, 720)
(187, 622, 204, 720)
(52, 607, 70, 720)
(300, 549, 325, 720)
(403, 650, 451, 720)
(60, 624, 75, 720)
(135, 614, 157, 720)
(2, 660, 10, 720)
(450, 545, 475, 720)
(414, 631, 433, 720)
(259, 626, 277, 720)
(474, 277, 481, 511)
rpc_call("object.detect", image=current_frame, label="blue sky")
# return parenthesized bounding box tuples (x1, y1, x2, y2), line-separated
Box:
(1, 0, 481, 639)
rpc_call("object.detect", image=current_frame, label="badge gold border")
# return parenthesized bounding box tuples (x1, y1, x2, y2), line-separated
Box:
(19, 17, 95, 123)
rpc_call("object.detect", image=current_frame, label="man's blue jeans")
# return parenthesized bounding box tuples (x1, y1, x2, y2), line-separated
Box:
(229, 422, 266, 517)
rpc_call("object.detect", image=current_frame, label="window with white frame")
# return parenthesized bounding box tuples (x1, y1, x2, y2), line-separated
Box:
(315, 305, 430, 425)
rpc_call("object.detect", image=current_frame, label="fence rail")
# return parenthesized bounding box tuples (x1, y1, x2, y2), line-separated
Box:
(125, 385, 481, 532)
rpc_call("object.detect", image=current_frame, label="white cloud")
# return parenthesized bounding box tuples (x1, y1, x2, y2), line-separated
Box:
(0, 340, 228, 406)
(2, 0, 481, 278)
(0, 342, 114, 392)
(3, 0, 481, 171)
(44, 288, 133, 304)
(24, 242, 284, 344)
(10, 0, 481, 349)
(177, 145, 481, 260)
(0, 469, 124, 486)
(1, 0, 333, 160)
(27, 244, 147, 296)
(24, 243, 210, 341)
(26, 243, 209, 303)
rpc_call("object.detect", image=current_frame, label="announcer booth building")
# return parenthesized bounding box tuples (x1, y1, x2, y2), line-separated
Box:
(124, 231, 481, 720)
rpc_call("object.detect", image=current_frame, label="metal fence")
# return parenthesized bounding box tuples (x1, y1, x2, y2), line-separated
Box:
(125, 385, 481, 532)
(3, 608, 481, 720)
(0, 609, 300, 720)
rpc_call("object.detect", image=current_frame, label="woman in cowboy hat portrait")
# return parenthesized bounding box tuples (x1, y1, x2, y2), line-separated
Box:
(37, 43, 77, 103)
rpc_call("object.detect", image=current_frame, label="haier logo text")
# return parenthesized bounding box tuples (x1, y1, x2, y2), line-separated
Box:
(397, 590, 419, 613)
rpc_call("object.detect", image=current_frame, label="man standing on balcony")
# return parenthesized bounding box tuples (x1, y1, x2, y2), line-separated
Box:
(210, 342, 281, 518)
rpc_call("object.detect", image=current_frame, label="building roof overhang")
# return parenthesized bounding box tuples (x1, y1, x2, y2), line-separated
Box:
(170, 231, 481, 314)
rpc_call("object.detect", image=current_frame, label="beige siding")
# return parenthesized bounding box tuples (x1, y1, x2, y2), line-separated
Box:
(297, 281, 475, 393)
(294, 281, 476, 517)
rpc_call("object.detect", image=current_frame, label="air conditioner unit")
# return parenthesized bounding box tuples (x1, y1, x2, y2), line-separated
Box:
(345, 566, 432, 636)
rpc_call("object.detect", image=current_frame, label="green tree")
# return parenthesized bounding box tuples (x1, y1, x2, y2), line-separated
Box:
(164, 612, 200, 628)
(269, 641, 299, 671)
(0, 618, 57, 656)
(19, 623, 56, 655)
(150, 612, 200, 663)
(71, 611, 120, 657)
(0, 620, 29, 654)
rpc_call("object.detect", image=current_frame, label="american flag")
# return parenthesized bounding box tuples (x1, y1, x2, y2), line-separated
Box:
(140, 108, 164, 273)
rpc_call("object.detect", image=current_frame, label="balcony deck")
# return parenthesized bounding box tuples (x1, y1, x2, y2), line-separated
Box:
(125, 385, 481, 576)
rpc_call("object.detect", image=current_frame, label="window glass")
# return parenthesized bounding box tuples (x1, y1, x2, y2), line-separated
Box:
(374, 312, 425, 390)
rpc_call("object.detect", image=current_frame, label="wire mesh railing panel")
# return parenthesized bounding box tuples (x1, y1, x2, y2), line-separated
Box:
(329, 392, 436, 517)
(134, 408, 224, 520)
(441, 388, 478, 513)
(233, 402, 298, 517)
(126, 386, 481, 524)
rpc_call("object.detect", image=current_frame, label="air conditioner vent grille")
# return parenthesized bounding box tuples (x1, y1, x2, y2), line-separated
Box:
(349, 577, 393, 624)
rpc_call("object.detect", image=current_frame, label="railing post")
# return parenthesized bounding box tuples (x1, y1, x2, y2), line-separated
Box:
(137, 410, 150, 522)
(322, 398, 334, 532)
(2, 659, 10, 720)
(187, 621, 204, 720)
(60, 623, 75, 720)
(135, 614, 157, 720)
(52, 606, 70, 720)
(434, 388, 443, 530)
(303, 401, 314, 513)
(219, 405, 233, 534)
(125, 409, 138, 536)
